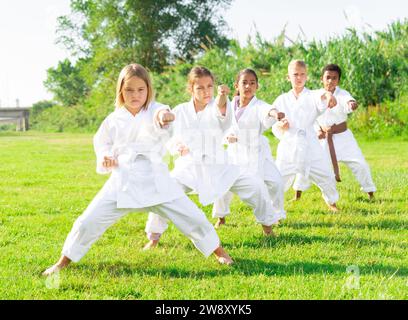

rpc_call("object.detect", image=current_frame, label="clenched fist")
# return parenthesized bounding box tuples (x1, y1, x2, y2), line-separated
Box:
(218, 84, 230, 97)
(322, 91, 338, 108)
(277, 118, 290, 131)
(348, 100, 358, 111)
(158, 110, 175, 128)
(226, 134, 238, 144)
(269, 109, 285, 120)
(102, 156, 118, 169)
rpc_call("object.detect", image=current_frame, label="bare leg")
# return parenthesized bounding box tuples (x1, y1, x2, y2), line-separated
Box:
(42, 255, 71, 276)
(368, 192, 375, 200)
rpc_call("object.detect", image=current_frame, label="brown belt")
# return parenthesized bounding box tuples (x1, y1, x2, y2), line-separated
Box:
(320, 121, 348, 182)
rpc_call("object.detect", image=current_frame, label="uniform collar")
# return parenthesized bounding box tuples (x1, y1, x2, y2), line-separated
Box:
(115, 104, 149, 120)
(290, 87, 309, 101)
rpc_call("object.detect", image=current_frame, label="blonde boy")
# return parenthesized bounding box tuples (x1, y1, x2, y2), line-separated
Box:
(271, 60, 340, 211)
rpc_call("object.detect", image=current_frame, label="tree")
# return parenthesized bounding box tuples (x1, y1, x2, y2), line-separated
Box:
(44, 59, 90, 107)
(31, 100, 55, 117)
(56, 0, 233, 73)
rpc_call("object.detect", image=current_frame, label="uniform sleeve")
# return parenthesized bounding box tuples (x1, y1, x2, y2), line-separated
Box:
(213, 98, 233, 132)
(222, 122, 239, 145)
(338, 89, 356, 114)
(271, 122, 284, 140)
(93, 118, 114, 174)
(271, 95, 283, 112)
(313, 89, 329, 115)
(313, 119, 322, 133)
(166, 135, 183, 156)
(164, 105, 184, 156)
(270, 96, 284, 140)
(258, 102, 277, 131)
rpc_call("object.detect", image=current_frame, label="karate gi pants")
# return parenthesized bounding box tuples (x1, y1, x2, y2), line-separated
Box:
(293, 130, 376, 193)
(62, 191, 220, 262)
(212, 164, 286, 222)
(278, 158, 339, 205)
(211, 174, 278, 225)
(145, 174, 277, 238)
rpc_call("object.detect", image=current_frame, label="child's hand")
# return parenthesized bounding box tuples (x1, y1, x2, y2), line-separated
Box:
(177, 144, 190, 156)
(158, 110, 175, 128)
(226, 134, 238, 144)
(277, 118, 290, 131)
(218, 85, 230, 97)
(268, 108, 285, 120)
(102, 156, 118, 169)
(322, 91, 337, 108)
(317, 130, 326, 140)
(348, 100, 358, 111)
(216, 85, 230, 115)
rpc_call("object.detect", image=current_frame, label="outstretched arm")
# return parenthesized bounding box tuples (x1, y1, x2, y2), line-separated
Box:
(156, 109, 175, 128)
(321, 91, 338, 109)
(215, 84, 230, 116)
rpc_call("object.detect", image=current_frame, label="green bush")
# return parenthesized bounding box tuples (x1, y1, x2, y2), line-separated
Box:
(31, 20, 408, 138)
(349, 91, 408, 140)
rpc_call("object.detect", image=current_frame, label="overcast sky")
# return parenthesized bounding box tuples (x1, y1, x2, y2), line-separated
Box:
(0, 0, 407, 107)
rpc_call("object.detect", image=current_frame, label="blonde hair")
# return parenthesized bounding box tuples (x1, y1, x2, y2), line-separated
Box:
(115, 64, 154, 109)
(288, 59, 307, 72)
(187, 66, 215, 93)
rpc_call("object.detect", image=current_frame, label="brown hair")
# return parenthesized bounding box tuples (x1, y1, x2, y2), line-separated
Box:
(187, 66, 215, 93)
(115, 63, 154, 109)
(234, 68, 259, 96)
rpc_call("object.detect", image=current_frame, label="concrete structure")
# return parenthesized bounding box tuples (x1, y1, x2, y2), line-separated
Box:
(0, 107, 30, 131)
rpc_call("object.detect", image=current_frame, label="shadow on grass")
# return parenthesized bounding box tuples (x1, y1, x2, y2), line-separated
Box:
(354, 195, 408, 204)
(285, 219, 408, 231)
(72, 259, 408, 279)
(223, 232, 406, 249)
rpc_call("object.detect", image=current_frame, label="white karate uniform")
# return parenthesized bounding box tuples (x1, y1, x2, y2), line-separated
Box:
(212, 96, 285, 221)
(145, 99, 276, 238)
(271, 88, 339, 205)
(61, 102, 220, 262)
(293, 87, 376, 193)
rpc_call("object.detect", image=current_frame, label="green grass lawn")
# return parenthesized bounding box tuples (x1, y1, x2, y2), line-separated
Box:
(0, 131, 407, 300)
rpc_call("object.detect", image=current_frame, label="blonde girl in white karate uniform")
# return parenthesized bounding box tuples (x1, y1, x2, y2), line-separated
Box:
(144, 66, 276, 249)
(293, 64, 376, 200)
(212, 68, 286, 228)
(271, 60, 340, 212)
(42, 64, 233, 276)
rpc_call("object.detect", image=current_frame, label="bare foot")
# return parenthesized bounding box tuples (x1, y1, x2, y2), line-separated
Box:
(328, 203, 339, 212)
(42, 264, 61, 276)
(143, 239, 159, 251)
(368, 192, 375, 201)
(214, 217, 226, 229)
(213, 246, 234, 265)
(262, 225, 276, 237)
(42, 256, 71, 276)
